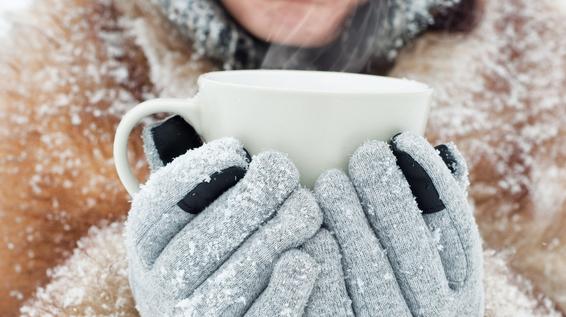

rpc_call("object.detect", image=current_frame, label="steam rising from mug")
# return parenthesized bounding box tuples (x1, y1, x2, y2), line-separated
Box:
(260, 0, 458, 73)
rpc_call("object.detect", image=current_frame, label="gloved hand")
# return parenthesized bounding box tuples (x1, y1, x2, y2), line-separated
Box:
(300, 229, 355, 316)
(126, 116, 323, 317)
(309, 132, 483, 317)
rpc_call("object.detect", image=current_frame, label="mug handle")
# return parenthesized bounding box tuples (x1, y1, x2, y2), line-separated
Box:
(113, 98, 201, 196)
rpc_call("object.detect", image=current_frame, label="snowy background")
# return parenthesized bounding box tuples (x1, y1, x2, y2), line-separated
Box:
(0, 1, 32, 36)
(1, 0, 566, 316)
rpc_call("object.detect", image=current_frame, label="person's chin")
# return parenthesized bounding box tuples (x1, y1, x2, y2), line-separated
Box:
(223, 0, 357, 47)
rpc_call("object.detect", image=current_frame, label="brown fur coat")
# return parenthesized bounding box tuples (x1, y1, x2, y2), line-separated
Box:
(0, 0, 564, 315)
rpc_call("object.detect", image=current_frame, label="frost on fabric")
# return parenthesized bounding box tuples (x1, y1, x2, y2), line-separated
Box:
(128, 138, 249, 248)
(127, 151, 307, 316)
(173, 189, 321, 316)
(244, 249, 320, 317)
(391, 0, 566, 310)
(375, 0, 462, 61)
(20, 222, 561, 316)
(146, 0, 261, 70)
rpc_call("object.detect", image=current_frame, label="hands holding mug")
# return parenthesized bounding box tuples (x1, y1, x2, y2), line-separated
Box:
(117, 70, 481, 316)
(124, 115, 483, 317)
(114, 70, 432, 193)
(309, 133, 483, 317)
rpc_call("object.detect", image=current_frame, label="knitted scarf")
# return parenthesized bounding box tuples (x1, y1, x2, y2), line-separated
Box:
(153, 0, 464, 73)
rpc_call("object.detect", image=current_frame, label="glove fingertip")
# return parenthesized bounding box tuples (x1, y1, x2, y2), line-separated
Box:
(435, 143, 470, 190)
(390, 134, 446, 214)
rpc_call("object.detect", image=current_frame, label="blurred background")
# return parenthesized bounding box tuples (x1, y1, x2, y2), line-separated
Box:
(0, 2, 31, 35)
(1, 0, 565, 316)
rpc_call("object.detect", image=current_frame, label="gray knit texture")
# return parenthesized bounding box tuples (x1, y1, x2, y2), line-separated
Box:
(126, 137, 323, 317)
(142, 121, 166, 172)
(129, 118, 483, 317)
(244, 249, 320, 317)
(150, 0, 266, 69)
(301, 230, 355, 317)
(313, 131, 484, 317)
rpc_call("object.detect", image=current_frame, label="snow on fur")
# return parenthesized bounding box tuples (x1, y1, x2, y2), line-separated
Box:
(0, 0, 152, 314)
(20, 222, 137, 317)
(3, 0, 565, 314)
(20, 222, 560, 316)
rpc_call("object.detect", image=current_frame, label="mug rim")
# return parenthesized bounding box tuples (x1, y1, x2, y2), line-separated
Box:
(198, 70, 432, 96)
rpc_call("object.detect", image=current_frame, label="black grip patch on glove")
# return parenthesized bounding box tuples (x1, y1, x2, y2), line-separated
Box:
(435, 144, 458, 175)
(152, 115, 204, 165)
(150, 115, 251, 215)
(177, 166, 247, 214)
(390, 140, 446, 214)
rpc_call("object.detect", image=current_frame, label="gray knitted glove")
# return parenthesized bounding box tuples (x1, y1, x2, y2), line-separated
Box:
(300, 229, 355, 316)
(126, 118, 322, 317)
(312, 132, 483, 317)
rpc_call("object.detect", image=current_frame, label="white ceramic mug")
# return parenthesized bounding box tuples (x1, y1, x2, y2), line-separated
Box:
(114, 70, 432, 195)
